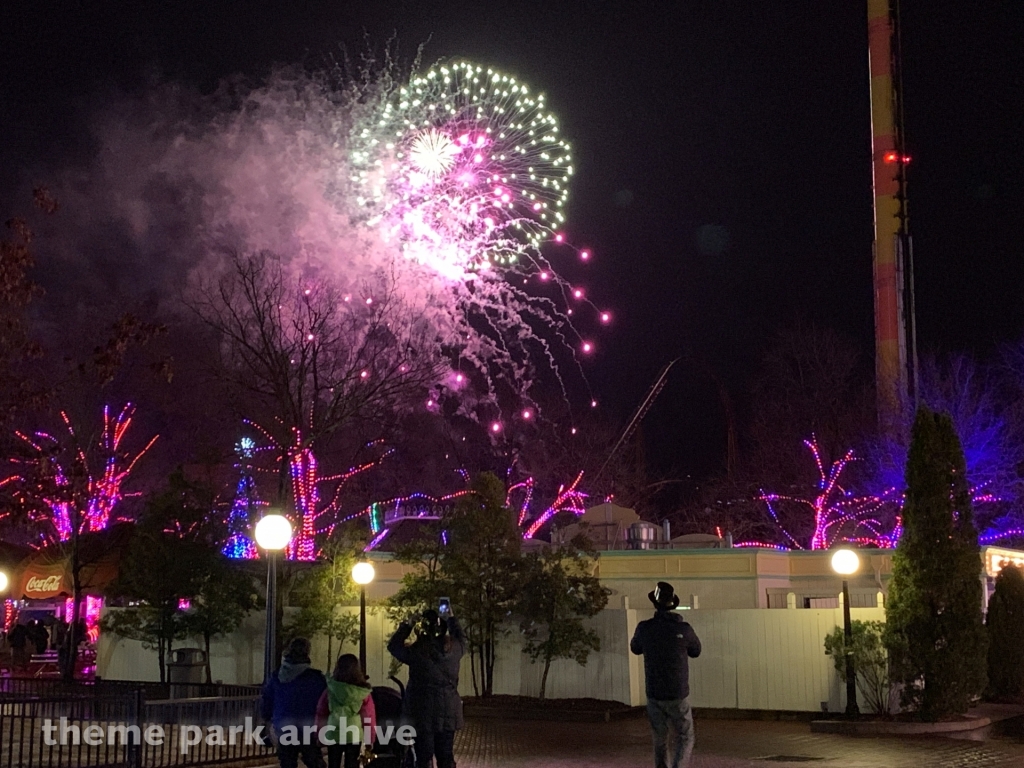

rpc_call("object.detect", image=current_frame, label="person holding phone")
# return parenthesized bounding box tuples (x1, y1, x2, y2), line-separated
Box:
(387, 601, 464, 768)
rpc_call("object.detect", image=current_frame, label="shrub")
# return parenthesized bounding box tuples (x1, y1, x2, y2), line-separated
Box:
(824, 620, 890, 714)
(986, 564, 1024, 700)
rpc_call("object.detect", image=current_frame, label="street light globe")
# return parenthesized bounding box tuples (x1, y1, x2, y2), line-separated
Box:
(254, 514, 293, 551)
(0, 570, 8, 594)
(352, 561, 376, 586)
(831, 548, 860, 576)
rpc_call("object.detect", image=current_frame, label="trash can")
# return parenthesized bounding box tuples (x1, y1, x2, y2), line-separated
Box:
(167, 647, 207, 698)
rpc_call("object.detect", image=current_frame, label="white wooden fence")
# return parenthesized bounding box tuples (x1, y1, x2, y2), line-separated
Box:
(97, 606, 884, 712)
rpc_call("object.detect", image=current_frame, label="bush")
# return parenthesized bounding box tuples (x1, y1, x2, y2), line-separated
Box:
(824, 620, 890, 714)
(987, 564, 1024, 700)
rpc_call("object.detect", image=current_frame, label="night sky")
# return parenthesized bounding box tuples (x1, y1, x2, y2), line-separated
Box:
(2, 1, 1022, 480)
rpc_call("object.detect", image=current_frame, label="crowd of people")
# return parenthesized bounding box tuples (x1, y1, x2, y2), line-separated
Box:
(261, 581, 701, 768)
(0, 616, 89, 676)
(262, 607, 464, 768)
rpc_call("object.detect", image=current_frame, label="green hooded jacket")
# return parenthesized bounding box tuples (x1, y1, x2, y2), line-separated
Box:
(325, 679, 371, 744)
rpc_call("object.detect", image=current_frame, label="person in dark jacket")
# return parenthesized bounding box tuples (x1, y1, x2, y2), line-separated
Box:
(261, 637, 328, 768)
(27, 620, 49, 655)
(387, 608, 465, 768)
(9, 623, 29, 668)
(630, 582, 702, 768)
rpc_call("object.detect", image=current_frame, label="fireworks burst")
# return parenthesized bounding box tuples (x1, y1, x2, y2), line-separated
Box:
(327, 59, 599, 415)
(351, 61, 572, 275)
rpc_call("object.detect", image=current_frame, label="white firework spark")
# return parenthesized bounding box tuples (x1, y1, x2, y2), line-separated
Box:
(408, 128, 460, 177)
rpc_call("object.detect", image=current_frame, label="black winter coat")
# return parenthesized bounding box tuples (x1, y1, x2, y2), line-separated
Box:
(630, 610, 701, 700)
(387, 617, 465, 733)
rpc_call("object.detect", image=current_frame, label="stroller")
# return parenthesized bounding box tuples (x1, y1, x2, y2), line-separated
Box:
(363, 676, 414, 768)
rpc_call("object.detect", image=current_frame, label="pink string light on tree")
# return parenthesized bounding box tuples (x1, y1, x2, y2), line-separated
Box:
(523, 471, 587, 540)
(737, 437, 898, 550)
(7, 404, 157, 544)
(246, 421, 394, 560)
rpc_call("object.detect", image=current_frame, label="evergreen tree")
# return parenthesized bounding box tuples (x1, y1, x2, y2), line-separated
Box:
(883, 406, 987, 718)
(986, 564, 1024, 700)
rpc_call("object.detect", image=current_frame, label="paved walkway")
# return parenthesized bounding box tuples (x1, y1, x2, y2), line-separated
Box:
(452, 715, 1024, 767)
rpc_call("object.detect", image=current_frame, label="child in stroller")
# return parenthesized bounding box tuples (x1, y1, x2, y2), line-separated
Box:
(364, 677, 413, 768)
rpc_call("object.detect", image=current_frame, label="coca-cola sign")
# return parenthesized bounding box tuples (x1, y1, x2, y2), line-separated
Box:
(25, 575, 63, 594)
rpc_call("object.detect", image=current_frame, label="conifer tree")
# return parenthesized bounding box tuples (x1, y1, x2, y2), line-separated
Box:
(986, 564, 1024, 700)
(884, 405, 987, 718)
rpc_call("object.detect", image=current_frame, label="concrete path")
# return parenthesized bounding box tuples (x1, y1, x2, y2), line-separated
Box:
(452, 715, 1024, 767)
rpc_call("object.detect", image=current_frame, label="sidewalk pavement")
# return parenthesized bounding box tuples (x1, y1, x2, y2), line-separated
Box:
(453, 714, 1024, 768)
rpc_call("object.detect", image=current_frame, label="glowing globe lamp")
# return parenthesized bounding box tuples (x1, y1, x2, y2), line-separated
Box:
(352, 561, 376, 586)
(831, 547, 861, 716)
(255, 514, 293, 551)
(831, 549, 860, 576)
(352, 560, 376, 671)
(0, 570, 8, 594)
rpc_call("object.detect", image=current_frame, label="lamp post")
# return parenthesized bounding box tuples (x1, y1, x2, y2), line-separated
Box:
(351, 561, 376, 672)
(831, 548, 861, 716)
(255, 514, 293, 683)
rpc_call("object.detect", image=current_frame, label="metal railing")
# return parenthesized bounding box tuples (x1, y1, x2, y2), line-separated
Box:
(0, 679, 260, 702)
(0, 682, 272, 768)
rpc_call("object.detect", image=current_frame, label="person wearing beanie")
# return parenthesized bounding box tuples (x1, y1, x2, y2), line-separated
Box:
(261, 637, 328, 768)
(630, 582, 702, 768)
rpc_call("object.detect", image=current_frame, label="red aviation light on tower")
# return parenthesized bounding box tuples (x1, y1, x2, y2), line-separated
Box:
(883, 151, 912, 164)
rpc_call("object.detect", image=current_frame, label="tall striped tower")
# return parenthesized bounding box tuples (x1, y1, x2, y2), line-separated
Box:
(868, 0, 916, 429)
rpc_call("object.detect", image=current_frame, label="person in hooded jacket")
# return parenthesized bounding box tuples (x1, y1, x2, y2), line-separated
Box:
(387, 608, 464, 768)
(261, 637, 328, 768)
(630, 582, 702, 768)
(315, 653, 376, 768)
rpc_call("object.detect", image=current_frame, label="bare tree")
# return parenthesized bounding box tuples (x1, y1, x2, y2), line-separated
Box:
(749, 325, 873, 482)
(0, 190, 56, 425)
(189, 251, 445, 548)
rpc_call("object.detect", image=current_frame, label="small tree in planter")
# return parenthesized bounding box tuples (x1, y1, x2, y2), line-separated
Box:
(986, 564, 1024, 701)
(517, 536, 610, 699)
(824, 620, 891, 714)
(180, 562, 263, 683)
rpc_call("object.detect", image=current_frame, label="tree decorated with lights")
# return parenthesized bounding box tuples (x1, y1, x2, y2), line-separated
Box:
(222, 436, 263, 559)
(734, 437, 898, 550)
(5, 404, 156, 545)
(884, 406, 986, 718)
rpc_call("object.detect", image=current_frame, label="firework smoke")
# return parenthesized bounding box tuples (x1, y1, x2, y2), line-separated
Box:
(30, 57, 599, 422)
